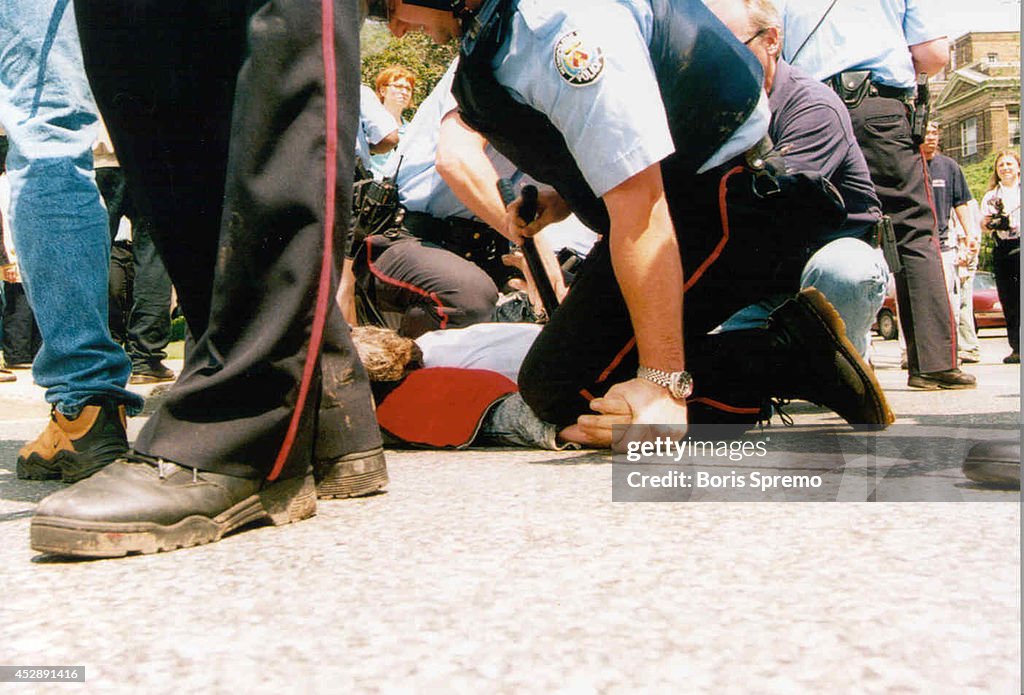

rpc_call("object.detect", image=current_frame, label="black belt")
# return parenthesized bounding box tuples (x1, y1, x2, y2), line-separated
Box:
(401, 210, 509, 260)
(869, 82, 915, 104)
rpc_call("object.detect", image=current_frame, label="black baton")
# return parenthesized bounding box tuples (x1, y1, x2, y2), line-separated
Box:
(497, 180, 560, 316)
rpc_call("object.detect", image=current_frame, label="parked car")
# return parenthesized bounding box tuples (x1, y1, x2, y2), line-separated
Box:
(873, 270, 1005, 340)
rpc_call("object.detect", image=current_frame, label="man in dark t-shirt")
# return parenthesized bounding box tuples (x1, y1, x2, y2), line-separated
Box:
(922, 122, 973, 250)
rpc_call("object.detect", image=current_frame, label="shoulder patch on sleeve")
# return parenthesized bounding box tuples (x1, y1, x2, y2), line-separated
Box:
(553, 30, 605, 87)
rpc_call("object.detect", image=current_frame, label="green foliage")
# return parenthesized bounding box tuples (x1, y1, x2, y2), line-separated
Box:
(962, 152, 999, 204)
(360, 23, 459, 120)
(961, 153, 1001, 272)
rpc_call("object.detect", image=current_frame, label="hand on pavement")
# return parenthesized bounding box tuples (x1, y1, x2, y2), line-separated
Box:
(576, 377, 688, 450)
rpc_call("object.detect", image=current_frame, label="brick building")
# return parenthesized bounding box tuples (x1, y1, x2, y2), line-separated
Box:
(932, 31, 1020, 166)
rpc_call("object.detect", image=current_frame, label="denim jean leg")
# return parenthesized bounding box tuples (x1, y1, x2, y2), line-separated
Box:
(0, 0, 141, 416)
(799, 238, 890, 357)
(716, 237, 888, 358)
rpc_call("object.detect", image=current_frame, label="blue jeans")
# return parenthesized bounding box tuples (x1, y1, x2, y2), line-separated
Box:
(716, 237, 890, 357)
(0, 0, 141, 416)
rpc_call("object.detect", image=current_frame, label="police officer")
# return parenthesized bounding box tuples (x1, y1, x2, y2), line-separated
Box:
(778, 0, 976, 390)
(30, 0, 386, 557)
(357, 83, 400, 174)
(367, 0, 893, 442)
(708, 0, 890, 358)
(348, 58, 566, 337)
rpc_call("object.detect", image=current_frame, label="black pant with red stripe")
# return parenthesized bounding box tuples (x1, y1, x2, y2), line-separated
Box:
(519, 159, 816, 428)
(74, 0, 381, 481)
(356, 231, 499, 339)
(849, 94, 957, 374)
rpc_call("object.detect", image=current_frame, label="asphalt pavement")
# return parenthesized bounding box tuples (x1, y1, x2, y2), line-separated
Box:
(0, 330, 1019, 693)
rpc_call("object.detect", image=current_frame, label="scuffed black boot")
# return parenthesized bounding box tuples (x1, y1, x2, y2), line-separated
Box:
(31, 454, 316, 558)
(764, 288, 894, 427)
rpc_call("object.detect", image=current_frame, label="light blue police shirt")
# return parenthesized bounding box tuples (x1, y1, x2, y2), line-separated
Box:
(777, 0, 944, 88)
(356, 84, 399, 173)
(386, 59, 528, 220)
(489, 0, 769, 197)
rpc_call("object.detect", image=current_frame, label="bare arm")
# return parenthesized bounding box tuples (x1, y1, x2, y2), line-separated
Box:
(909, 37, 949, 77)
(369, 129, 399, 155)
(435, 111, 511, 237)
(576, 163, 689, 445)
(605, 164, 683, 372)
(336, 257, 357, 325)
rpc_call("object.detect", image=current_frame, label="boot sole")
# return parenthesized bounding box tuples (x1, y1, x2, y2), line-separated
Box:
(907, 377, 977, 390)
(316, 448, 388, 499)
(16, 453, 63, 481)
(962, 461, 1020, 488)
(30, 474, 316, 558)
(17, 450, 124, 484)
(794, 288, 895, 428)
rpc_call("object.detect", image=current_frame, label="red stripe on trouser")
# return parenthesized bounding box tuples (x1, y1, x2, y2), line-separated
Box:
(268, 0, 338, 481)
(364, 237, 451, 329)
(919, 152, 959, 366)
(582, 166, 749, 415)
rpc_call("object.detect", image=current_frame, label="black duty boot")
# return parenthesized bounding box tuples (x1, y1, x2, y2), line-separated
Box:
(764, 288, 894, 427)
(30, 454, 316, 557)
(17, 403, 128, 482)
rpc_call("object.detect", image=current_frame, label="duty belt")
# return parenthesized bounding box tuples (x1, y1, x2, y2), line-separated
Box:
(868, 82, 915, 106)
(401, 209, 512, 283)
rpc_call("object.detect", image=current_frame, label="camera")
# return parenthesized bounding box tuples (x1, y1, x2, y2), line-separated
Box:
(986, 198, 1012, 232)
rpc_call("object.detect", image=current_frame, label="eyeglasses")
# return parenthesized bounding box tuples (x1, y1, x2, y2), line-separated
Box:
(387, 82, 412, 92)
(744, 28, 768, 46)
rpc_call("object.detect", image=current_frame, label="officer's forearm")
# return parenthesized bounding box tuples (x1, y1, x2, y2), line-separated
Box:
(604, 165, 684, 373)
(910, 37, 949, 77)
(436, 112, 509, 235)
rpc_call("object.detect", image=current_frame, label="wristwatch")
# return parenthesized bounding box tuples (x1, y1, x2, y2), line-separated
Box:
(637, 366, 694, 400)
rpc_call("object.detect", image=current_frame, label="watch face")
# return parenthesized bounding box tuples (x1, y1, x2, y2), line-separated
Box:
(669, 372, 693, 399)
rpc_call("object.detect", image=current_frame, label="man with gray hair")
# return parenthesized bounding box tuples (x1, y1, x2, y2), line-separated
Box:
(709, 0, 889, 357)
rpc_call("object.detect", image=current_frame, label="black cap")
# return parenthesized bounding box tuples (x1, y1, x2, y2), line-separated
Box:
(364, 0, 457, 20)
(364, 0, 389, 20)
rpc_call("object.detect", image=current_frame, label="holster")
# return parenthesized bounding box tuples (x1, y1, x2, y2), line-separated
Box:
(828, 70, 872, 109)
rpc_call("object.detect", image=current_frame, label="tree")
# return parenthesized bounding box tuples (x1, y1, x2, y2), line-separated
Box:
(962, 152, 1001, 272)
(360, 23, 459, 121)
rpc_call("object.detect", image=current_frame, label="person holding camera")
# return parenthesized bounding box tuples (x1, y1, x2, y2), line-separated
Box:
(981, 150, 1021, 364)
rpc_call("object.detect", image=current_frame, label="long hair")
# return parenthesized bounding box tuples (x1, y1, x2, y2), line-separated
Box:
(988, 150, 1021, 191)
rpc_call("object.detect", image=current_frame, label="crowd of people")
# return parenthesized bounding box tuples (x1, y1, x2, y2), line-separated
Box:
(0, 0, 1018, 559)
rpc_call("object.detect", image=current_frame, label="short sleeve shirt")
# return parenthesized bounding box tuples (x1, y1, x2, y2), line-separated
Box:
(356, 84, 399, 173)
(926, 153, 971, 245)
(389, 59, 528, 220)
(489, 0, 768, 197)
(778, 0, 944, 88)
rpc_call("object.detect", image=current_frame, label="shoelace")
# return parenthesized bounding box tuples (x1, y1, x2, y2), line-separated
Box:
(124, 451, 199, 483)
(758, 398, 795, 428)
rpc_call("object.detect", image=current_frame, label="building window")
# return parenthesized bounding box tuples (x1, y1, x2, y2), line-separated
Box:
(987, 52, 999, 64)
(1011, 109, 1021, 147)
(961, 117, 978, 156)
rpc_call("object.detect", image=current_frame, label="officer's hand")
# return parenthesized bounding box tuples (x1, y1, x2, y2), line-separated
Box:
(576, 378, 688, 450)
(505, 186, 571, 242)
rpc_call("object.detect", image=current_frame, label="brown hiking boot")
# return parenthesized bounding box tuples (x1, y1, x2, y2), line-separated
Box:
(766, 288, 895, 428)
(17, 403, 128, 483)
